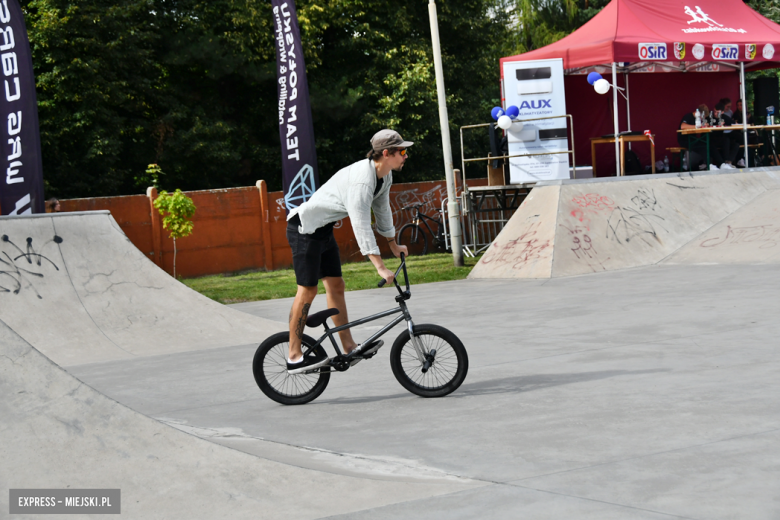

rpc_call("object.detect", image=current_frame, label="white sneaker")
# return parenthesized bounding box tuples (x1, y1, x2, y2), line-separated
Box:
(720, 163, 735, 169)
(737, 159, 746, 167)
(710, 163, 719, 170)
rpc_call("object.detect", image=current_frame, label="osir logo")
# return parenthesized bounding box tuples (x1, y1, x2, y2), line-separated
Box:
(692, 44, 705, 60)
(674, 42, 685, 60)
(763, 44, 775, 59)
(711, 44, 738, 60)
(746, 44, 757, 60)
(638, 43, 667, 60)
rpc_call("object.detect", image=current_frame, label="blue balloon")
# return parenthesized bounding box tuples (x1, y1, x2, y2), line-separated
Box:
(506, 105, 519, 120)
(587, 72, 603, 85)
(491, 106, 504, 121)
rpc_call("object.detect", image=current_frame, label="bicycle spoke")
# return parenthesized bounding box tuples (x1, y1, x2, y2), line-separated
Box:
(396, 331, 463, 391)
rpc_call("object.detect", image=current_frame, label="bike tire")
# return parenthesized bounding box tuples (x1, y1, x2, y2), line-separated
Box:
(253, 331, 330, 405)
(397, 224, 428, 256)
(390, 324, 468, 398)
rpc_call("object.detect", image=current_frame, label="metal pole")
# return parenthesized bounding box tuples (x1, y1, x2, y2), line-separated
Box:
(612, 62, 621, 175)
(625, 73, 631, 132)
(428, 0, 463, 266)
(740, 62, 749, 164)
(625, 72, 632, 151)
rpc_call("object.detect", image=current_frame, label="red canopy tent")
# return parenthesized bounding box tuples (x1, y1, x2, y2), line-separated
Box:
(500, 0, 780, 175)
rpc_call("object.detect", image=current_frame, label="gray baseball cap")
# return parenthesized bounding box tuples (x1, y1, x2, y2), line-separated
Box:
(370, 129, 414, 152)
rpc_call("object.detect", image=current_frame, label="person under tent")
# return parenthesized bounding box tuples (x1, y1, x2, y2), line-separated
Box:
(712, 102, 738, 168)
(678, 104, 731, 171)
(719, 97, 733, 118)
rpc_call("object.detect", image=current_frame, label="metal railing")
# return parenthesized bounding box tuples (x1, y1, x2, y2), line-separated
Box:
(456, 115, 576, 254)
(459, 114, 577, 181)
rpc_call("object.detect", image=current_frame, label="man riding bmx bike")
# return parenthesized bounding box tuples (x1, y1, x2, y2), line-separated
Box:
(285, 129, 411, 374)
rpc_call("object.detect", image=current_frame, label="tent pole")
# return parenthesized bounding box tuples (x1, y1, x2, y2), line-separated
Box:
(625, 72, 632, 151)
(740, 62, 749, 166)
(625, 73, 631, 132)
(612, 62, 621, 175)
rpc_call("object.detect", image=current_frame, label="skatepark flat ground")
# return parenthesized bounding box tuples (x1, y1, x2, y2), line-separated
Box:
(69, 263, 780, 519)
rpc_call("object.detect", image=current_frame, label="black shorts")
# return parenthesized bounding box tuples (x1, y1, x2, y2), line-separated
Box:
(286, 214, 342, 287)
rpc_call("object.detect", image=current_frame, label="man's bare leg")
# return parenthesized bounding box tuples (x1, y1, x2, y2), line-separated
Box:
(288, 285, 318, 361)
(322, 276, 358, 354)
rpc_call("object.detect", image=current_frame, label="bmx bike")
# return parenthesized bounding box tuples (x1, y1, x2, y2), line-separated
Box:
(252, 253, 468, 405)
(396, 203, 449, 256)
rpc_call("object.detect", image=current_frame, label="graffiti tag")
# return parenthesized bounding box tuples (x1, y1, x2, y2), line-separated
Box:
(700, 224, 780, 249)
(482, 222, 551, 270)
(0, 235, 63, 299)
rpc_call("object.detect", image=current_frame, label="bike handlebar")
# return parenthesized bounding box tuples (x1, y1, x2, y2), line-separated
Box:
(377, 252, 407, 289)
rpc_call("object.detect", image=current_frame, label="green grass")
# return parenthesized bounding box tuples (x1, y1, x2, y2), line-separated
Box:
(182, 253, 479, 304)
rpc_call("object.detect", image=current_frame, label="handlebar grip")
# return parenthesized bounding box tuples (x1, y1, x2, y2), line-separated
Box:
(378, 279, 387, 288)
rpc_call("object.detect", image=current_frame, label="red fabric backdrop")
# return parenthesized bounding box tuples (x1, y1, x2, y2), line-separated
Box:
(566, 72, 739, 175)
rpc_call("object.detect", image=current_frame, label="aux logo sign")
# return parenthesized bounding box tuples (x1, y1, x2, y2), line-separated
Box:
(638, 43, 667, 60)
(518, 100, 552, 110)
(712, 44, 738, 60)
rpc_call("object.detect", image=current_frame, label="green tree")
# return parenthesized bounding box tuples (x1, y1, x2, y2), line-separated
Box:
(502, 0, 609, 55)
(152, 185, 196, 279)
(25, 0, 161, 198)
(26, 0, 516, 198)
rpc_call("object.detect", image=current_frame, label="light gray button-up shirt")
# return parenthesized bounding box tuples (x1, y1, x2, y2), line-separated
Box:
(287, 158, 395, 256)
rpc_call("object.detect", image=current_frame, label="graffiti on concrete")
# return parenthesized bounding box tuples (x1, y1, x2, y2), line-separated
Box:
(481, 222, 551, 270)
(0, 235, 63, 299)
(560, 223, 610, 272)
(569, 193, 616, 230)
(606, 206, 666, 245)
(700, 224, 780, 249)
(606, 189, 666, 246)
(630, 188, 658, 212)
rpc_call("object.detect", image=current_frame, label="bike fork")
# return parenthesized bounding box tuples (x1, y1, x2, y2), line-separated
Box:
(401, 304, 427, 363)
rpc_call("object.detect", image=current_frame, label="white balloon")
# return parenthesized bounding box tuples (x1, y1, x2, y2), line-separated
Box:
(497, 115, 512, 130)
(594, 79, 611, 95)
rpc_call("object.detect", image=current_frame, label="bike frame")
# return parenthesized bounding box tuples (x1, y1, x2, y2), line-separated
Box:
(408, 206, 445, 246)
(302, 254, 428, 368)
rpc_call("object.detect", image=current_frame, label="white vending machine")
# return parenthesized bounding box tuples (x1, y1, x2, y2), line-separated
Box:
(502, 58, 569, 183)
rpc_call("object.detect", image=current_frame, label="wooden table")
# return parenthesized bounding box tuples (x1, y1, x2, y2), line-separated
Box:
(590, 134, 655, 176)
(677, 125, 770, 169)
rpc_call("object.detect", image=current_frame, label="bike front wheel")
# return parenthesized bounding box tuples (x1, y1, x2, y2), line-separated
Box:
(253, 332, 330, 405)
(390, 324, 468, 398)
(397, 224, 428, 256)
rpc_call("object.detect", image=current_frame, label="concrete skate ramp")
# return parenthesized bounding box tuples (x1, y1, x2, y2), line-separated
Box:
(0, 319, 481, 519)
(0, 211, 285, 366)
(469, 169, 780, 279)
(664, 189, 780, 264)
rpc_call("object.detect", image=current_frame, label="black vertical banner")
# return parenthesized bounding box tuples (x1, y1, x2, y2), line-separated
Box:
(272, 0, 319, 211)
(0, 0, 44, 215)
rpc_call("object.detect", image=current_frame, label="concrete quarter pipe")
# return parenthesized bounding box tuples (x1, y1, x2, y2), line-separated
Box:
(0, 212, 480, 518)
(469, 169, 780, 279)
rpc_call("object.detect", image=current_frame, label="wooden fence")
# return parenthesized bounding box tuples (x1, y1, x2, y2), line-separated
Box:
(58, 178, 486, 278)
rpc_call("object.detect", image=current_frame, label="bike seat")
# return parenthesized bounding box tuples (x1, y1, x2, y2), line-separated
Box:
(306, 308, 340, 328)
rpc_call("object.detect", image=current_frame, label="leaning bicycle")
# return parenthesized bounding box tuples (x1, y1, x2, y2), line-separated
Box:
(252, 254, 468, 405)
(396, 203, 449, 256)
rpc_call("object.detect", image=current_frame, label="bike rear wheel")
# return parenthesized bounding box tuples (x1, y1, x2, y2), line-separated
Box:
(253, 332, 330, 405)
(390, 324, 468, 398)
(397, 223, 428, 256)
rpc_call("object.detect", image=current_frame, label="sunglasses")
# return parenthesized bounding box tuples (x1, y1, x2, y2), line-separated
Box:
(398, 149, 407, 156)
